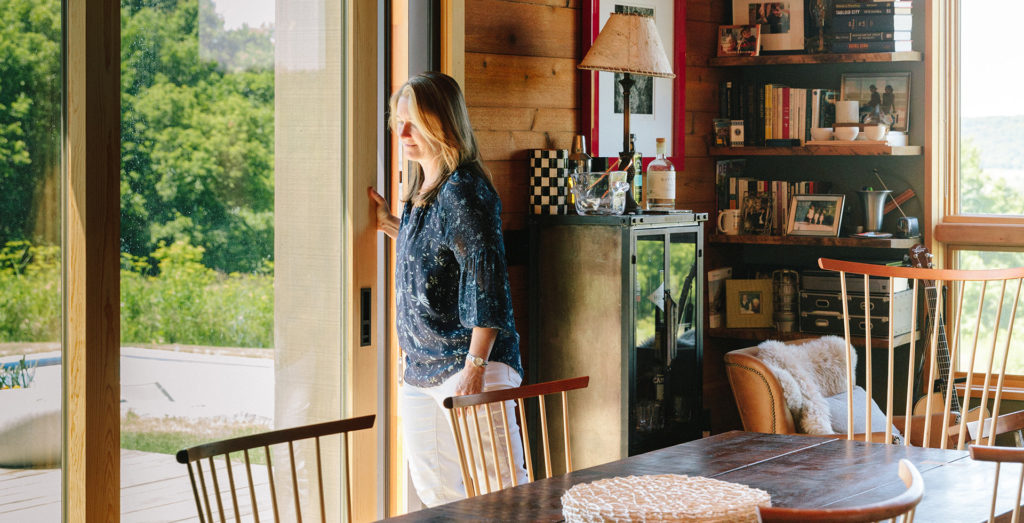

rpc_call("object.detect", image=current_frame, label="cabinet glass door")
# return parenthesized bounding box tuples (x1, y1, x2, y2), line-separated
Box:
(631, 229, 702, 455)
(668, 231, 700, 432)
(632, 233, 666, 451)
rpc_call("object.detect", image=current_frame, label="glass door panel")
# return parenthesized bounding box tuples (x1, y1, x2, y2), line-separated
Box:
(0, 0, 62, 518)
(119, 0, 355, 518)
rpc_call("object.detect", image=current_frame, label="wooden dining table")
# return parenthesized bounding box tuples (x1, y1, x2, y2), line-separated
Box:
(382, 430, 1019, 522)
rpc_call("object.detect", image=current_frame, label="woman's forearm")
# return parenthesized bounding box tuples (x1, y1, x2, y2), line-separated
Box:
(381, 214, 400, 238)
(467, 327, 497, 361)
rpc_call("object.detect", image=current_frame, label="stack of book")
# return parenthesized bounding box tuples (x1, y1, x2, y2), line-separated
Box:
(719, 81, 837, 146)
(715, 160, 833, 235)
(830, 0, 913, 53)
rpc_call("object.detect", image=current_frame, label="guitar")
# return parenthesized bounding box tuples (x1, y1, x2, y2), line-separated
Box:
(908, 244, 988, 424)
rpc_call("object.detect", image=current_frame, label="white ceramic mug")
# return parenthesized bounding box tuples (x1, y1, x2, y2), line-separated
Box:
(718, 209, 742, 235)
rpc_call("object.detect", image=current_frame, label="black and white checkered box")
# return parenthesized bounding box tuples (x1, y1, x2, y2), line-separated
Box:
(529, 149, 569, 215)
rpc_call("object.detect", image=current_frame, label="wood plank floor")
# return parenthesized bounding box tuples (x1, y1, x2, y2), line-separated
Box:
(0, 449, 271, 522)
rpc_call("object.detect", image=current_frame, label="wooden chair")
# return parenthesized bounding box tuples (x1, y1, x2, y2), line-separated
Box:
(175, 414, 374, 523)
(970, 444, 1024, 523)
(759, 458, 924, 522)
(818, 256, 1024, 449)
(442, 376, 589, 498)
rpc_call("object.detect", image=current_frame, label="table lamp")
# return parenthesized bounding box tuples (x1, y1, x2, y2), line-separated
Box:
(579, 12, 675, 213)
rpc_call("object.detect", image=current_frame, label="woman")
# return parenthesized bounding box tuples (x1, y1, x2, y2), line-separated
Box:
(367, 71, 527, 506)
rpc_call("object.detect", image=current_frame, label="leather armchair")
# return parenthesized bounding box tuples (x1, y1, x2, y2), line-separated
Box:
(725, 342, 964, 445)
(723, 345, 798, 434)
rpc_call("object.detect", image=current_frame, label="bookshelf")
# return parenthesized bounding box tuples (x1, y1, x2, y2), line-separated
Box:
(709, 51, 922, 67)
(706, 40, 926, 350)
(710, 144, 921, 156)
(707, 328, 917, 349)
(708, 234, 920, 249)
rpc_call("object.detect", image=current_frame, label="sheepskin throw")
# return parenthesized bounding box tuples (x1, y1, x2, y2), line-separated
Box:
(756, 336, 854, 434)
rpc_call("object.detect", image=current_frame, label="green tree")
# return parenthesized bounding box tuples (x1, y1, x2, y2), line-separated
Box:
(959, 138, 1024, 215)
(120, 0, 274, 273)
(0, 0, 61, 244)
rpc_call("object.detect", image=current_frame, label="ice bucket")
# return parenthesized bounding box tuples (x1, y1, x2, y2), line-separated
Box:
(570, 171, 629, 215)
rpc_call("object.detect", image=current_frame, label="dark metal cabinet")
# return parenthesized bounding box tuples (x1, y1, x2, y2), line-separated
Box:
(528, 213, 707, 471)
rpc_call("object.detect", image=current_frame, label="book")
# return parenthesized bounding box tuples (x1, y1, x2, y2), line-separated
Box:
(713, 119, 731, 147)
(831, 31, 911, 42)
(707, 267, 733, 329)
(833, 0, 912, 10)
(833, 14, 912, 32)
(715, 160, 745, 212)
(831, 40, 913, 53)
(833, 3, 912, 16)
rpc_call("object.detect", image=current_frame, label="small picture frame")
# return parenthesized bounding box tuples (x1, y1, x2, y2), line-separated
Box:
(717, 24, 762, 57)
(732, 1, 804, 52)
(840, 72, 911, 132)
(741, 192, 773, 235)
(787, 194, 845, 237)
(726, 279, 774, 328)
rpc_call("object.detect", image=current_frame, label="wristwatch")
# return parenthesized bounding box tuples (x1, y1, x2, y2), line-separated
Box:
(466, 354, 488, 368)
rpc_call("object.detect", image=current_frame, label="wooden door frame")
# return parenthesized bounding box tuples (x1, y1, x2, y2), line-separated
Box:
(65, 0, 121, 520)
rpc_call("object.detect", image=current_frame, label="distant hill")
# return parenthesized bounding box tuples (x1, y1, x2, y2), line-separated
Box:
(962, 115, 1024, 170)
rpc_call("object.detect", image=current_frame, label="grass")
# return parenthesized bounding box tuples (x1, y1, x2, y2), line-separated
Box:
(121, 411, 272, 464)
(0, 239, 273, 348)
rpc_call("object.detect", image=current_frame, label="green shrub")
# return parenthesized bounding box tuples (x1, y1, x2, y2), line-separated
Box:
(0, 239, 273, 348)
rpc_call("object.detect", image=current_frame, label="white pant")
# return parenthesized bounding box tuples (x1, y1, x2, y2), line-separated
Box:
(399, 362, 529, 507)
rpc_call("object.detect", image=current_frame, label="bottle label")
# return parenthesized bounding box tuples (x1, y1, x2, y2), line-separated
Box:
(647, 170, 676, 201)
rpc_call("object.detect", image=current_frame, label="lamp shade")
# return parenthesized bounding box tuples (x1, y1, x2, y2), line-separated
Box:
(578, 13, 675, 78)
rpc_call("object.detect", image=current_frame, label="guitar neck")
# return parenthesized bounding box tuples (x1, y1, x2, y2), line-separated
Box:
(926, 285, 962, 414)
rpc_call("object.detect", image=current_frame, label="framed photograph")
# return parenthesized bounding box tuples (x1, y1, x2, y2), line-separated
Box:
(786, 194, 845, 237)
(741, 192, 773, 235)
(732, 1, 803, 52)
(718, 24, 761, 57)
(583, 0, 686, 166)
(840, 72, 911, 132)
(726, 279, 774, 328)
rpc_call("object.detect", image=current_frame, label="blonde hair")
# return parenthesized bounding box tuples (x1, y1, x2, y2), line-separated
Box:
(388, 72, 491, 206)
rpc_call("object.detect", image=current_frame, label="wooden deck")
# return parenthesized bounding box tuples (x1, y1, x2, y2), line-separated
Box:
(0, 449, 270, 522)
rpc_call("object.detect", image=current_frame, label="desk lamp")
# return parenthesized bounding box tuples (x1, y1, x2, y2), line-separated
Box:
(578, 12, 675, 213)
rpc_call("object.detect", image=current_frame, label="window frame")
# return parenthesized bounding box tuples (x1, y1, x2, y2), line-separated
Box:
(931, 0, 1024, 254)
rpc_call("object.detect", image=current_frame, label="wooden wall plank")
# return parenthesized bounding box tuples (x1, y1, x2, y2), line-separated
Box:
(476, 130, 576, 161)
(466, 0, 578, 58)
(470, 107, 577, 133)
(465, 52, 578, 109)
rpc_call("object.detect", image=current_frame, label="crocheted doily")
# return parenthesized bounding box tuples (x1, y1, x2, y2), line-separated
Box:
(561, 474, 771, 522)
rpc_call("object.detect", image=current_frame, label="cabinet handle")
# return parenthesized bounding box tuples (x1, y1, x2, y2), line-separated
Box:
(815, 299, 830, 308)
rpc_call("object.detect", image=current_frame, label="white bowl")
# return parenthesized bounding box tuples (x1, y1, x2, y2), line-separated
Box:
(834, 127, 860, 141)
(863, 124, 887, 141)
(810, 127, 833, 141)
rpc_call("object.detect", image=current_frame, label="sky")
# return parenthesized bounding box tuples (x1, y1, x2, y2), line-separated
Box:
(962, 0, 1024, 117)
(212, 0, 275, 30)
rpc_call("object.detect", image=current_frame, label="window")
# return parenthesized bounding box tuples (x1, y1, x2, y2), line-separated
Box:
(933, 1, 1024, 374)
(957, 2, 1024, 217)
(0, 0, 62, 516)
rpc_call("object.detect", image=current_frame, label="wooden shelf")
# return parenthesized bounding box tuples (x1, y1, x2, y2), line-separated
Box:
(708, 234, 921, 249)
(709, 51, 922, 67)
(709, 144, 922, 156)
(708, 328, 918, 348)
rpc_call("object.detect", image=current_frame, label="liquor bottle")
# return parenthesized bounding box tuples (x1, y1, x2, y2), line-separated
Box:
(629, 134, 644, 208)
(645, 138, 676, 211)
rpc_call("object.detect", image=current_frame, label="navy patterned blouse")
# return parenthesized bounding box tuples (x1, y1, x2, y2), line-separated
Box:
(395, 168, 523, 388)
